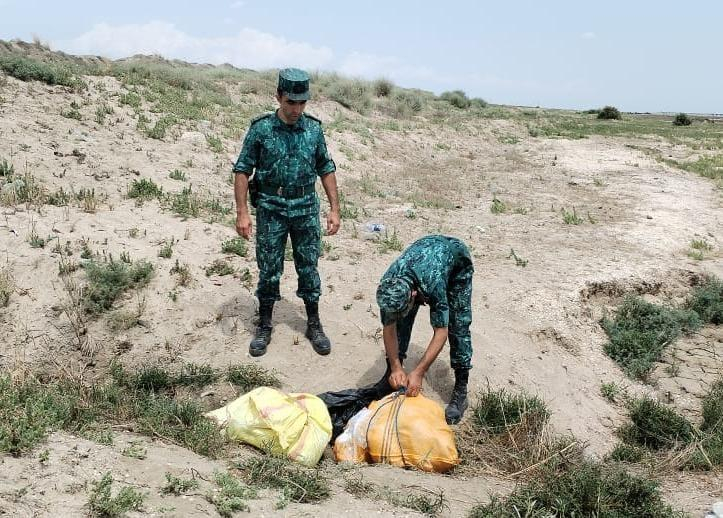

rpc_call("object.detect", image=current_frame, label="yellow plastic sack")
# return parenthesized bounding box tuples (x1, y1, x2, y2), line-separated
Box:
(205, 387, 332, 467)
(334, 392, 459, 473)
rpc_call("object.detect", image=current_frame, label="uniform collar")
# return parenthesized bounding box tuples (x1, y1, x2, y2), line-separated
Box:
(273, 111, 306, 132)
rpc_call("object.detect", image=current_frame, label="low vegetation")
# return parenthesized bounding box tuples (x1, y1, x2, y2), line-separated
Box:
(457, 387, 581, 477)
(469, 462, 684, 517)
(237, 454, 330, 505)
(614, 384, 723, 470)
(0, 362, 279, 457)
(601, 295, 700, 380)
(344, 473, 447, 516)
(82, 257, 154, 314)
(88, 472, 145, 517)
(597, 105, 622, 120)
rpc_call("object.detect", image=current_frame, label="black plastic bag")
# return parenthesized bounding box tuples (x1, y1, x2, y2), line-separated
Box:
(318, 383, 394, 441)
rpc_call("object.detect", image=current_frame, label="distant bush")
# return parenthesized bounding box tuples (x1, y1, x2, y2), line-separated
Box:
(372, 78, 394, 97)
(470, 97, 488, 109)
(583, 108, 601, 114)
(387, 90, 423, 118)
(597, 106, 622, 120)
(326, 79, 372, 114)
(440, 90, 470, 109)
(0, 55, 82, 89)
(673, 112, 692, 126)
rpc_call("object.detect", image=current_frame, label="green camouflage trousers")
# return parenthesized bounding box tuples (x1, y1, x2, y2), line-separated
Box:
(255, 206, 321, 303)
(395, 250, 473, 370)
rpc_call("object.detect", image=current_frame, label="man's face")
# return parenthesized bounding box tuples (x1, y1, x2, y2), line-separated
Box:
(276, 93, 307, 124)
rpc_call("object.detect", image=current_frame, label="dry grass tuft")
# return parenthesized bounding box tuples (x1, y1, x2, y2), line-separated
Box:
(456, 387, 583, 479)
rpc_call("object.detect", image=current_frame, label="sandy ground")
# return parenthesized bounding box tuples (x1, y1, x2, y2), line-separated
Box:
(0, 68, 722, 516)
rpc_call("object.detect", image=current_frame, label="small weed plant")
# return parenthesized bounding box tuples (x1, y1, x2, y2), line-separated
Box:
(561, 207, 583, 225)
(87, 472, 145, 517)
(221, 237, 247, 257)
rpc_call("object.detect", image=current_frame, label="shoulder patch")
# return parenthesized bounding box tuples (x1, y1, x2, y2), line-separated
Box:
(304, 113, 322, 124)
(250, 112, 273, 126)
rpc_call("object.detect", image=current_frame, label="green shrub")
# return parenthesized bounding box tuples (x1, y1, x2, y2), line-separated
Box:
(383, 90, 424, 118)
(597, 105, 622, 120)
(226, 364, 281, 394)
(145, 115, 176, 139)
(0, 158, 14, 177)
(83, 259, 154, 314)
(127, 178, 162, 200)
(685, 275, 723, 324)
(61, 107, 82, 120)
(471, 388, 550, 435)
(206, 135, 223, 153)
(490, 197, 506, 214)
(608, 442, 645, 462)
(238, 455, 330, 504)
(0, 268, 13, 307)
(119, 91, 142, 109)
(673, 112, 692, 126)
(601, 296, 701, 380)
(372, 78, 394, 97)
(701, 378, 723, 433)
(327, 79, 372, 114)
(205, 259, 234, 277)
(221, 237, 247, 257)
(469, 462, 684, 517)
(0, 55, 81, 89)
(88, 472, 145, 517)
(169, 169, 187, 181)
(618, 397, 694, 450)
(440, 90, 470, 109)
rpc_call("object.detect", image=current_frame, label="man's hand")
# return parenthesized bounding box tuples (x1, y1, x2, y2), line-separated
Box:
(388, 368, 408, 391)
(406, 369, 424, 397)
(326, 209, 340, 236)
(236, 213, 252, 239)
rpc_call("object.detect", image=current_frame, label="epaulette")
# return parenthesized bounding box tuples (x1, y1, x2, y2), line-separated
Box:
(304, 113, 322, 124)
(250, 112, 273, 126)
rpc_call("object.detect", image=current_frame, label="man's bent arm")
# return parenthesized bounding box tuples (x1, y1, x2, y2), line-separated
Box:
(383, 323, 408, 389)
(415, 327, 448, 375)
(406, 327, 448, 396)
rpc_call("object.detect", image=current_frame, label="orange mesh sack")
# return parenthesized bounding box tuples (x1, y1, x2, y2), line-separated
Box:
(365, 393, 459, 473)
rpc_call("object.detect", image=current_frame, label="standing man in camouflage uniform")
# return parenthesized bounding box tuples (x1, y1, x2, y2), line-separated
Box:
(233, 68, 340, 357)
(375, 235, 474, 424)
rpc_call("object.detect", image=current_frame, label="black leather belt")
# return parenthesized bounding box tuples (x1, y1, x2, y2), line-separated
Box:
(257, 183, 315, 199)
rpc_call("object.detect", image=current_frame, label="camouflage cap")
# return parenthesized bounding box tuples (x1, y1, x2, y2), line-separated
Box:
(377, 277, 413, 317)
(278, 68, 310, 101)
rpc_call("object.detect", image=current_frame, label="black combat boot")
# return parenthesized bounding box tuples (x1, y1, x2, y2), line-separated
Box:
(305, 301, 331, 355)
(249, 301, 273, 357)
(445, 368, 470, 425)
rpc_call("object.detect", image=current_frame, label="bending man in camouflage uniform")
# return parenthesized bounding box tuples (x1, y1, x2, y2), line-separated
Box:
(375, 235, 474, 424)
(233, 68, 340, 357)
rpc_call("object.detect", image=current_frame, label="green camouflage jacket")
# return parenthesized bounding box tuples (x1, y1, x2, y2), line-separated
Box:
(233, 111, 336, 217)
(379, 235, 472, 328)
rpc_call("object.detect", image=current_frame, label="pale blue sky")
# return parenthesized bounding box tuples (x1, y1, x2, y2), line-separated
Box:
(1, 0, 721, 113)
